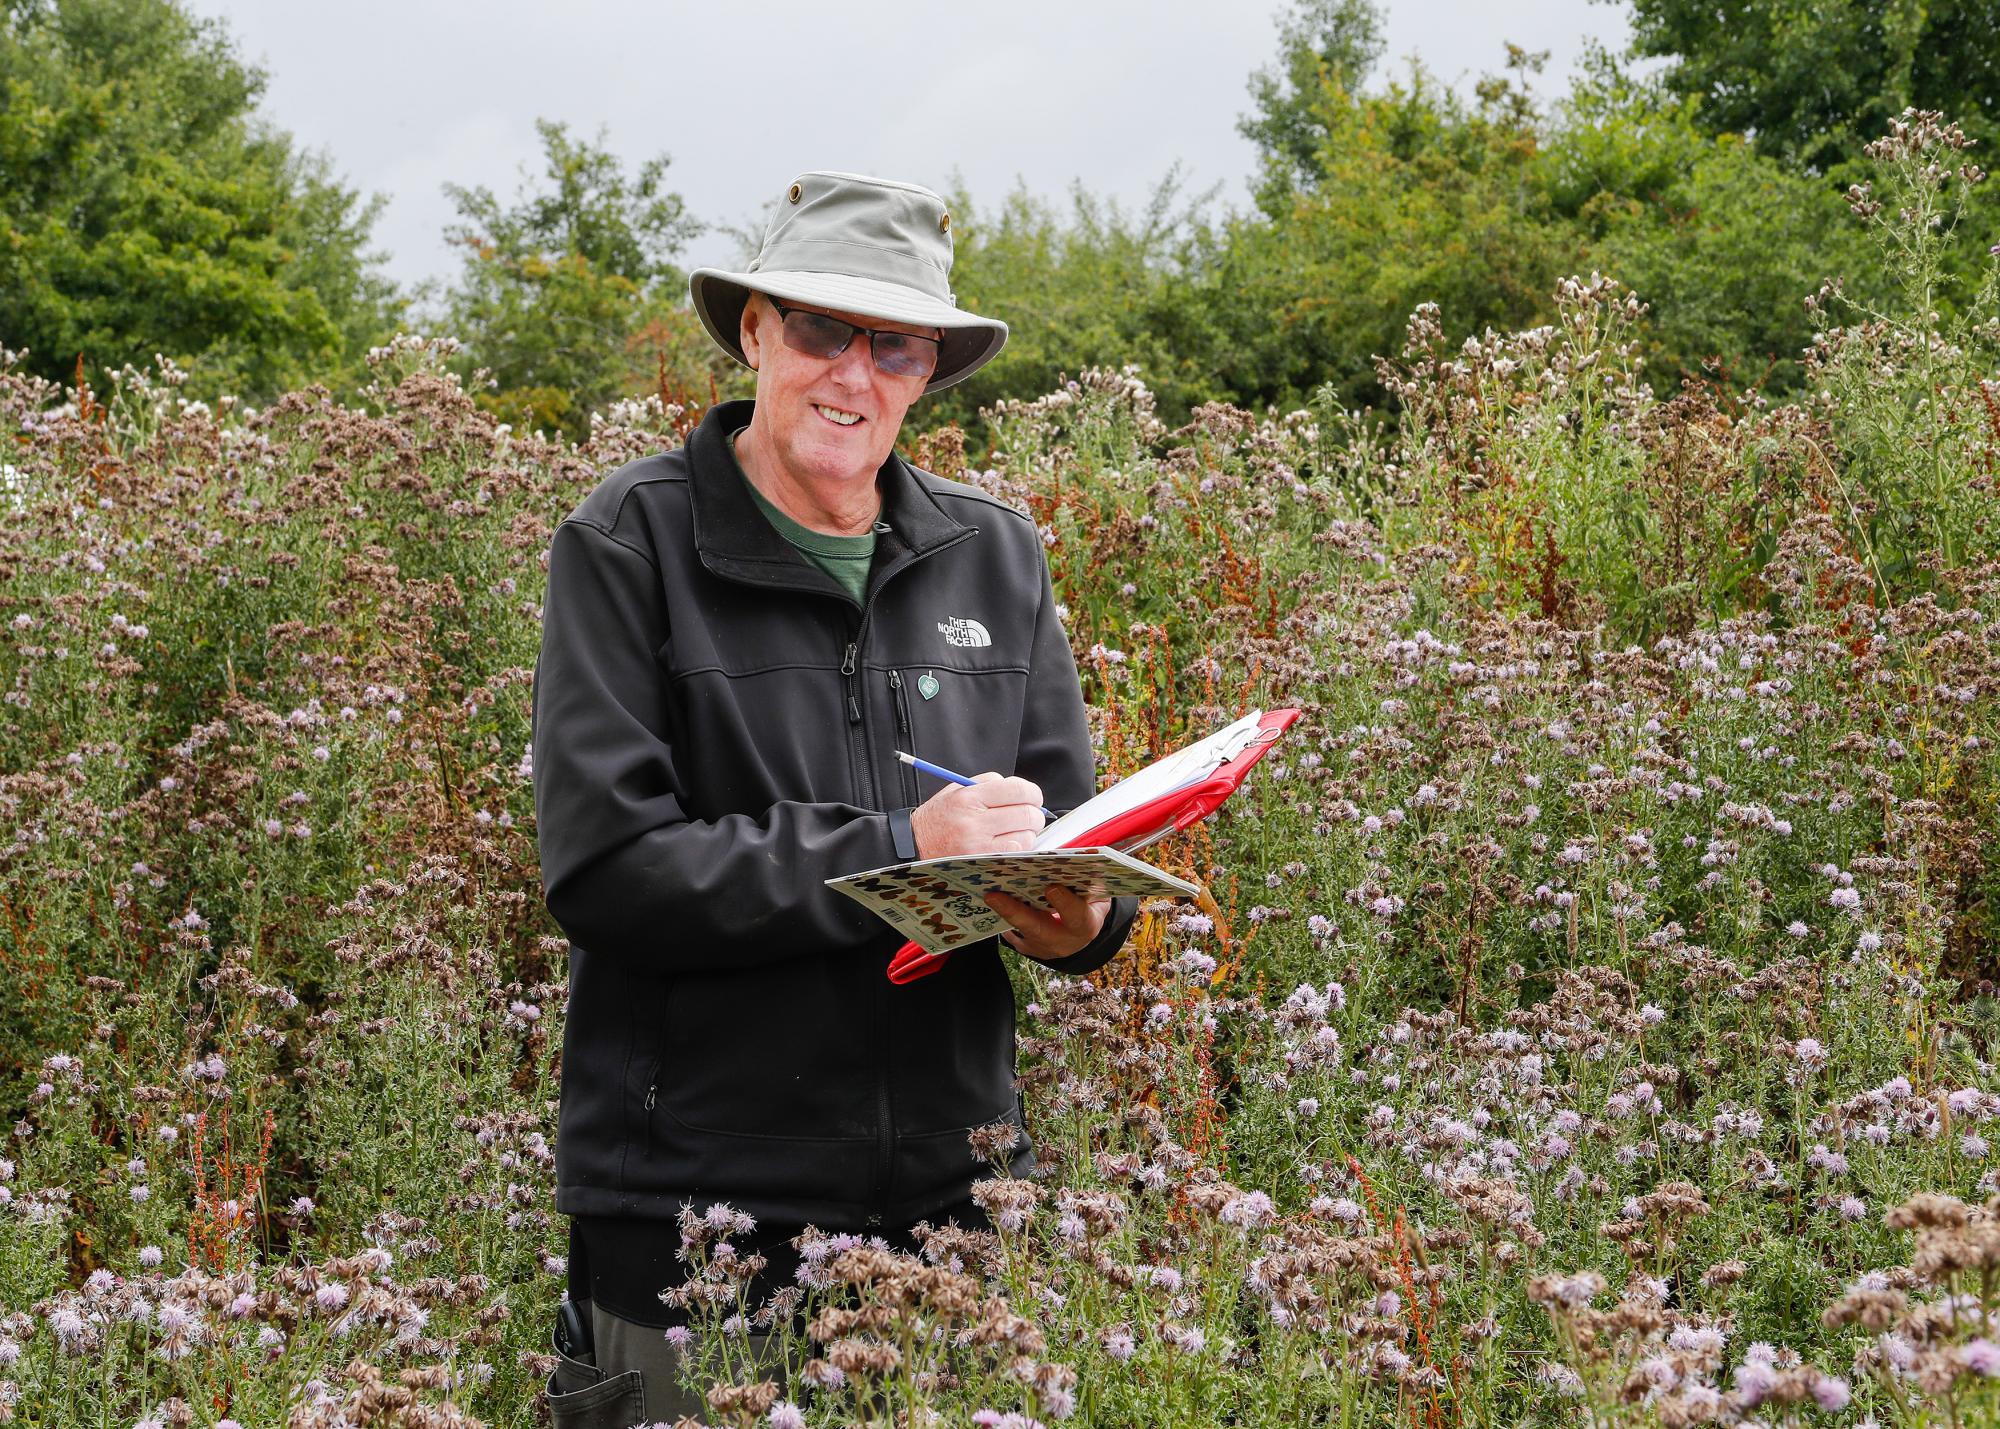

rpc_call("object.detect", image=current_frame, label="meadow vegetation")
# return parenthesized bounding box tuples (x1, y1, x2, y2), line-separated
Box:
(0, 95, 1997, 1427)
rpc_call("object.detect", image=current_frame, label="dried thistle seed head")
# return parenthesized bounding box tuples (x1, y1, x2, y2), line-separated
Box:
(1888, 1192, 1974, 1230)
(1699, 1260, 1746, 1289)
(704, 1379, 779, 1418)
(826, 1336, 902, 1376)
(970, 1177, 1044, 1232)
(967, 1121, 1021, 1164)
(1055, 1187, 1129, 1236)
(1823, 1286, 1908, 1332)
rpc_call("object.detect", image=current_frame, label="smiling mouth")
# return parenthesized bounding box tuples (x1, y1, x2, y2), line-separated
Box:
(813, 403, 864, 427)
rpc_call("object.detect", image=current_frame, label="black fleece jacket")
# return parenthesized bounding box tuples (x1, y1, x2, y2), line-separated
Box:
(531, 400, 1137, 1229)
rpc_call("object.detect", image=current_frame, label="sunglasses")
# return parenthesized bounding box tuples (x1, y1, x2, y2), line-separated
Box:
(767, 298, 942, 380)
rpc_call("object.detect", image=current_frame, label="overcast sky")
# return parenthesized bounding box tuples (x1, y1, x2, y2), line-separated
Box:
(184, 1, 1634, 298)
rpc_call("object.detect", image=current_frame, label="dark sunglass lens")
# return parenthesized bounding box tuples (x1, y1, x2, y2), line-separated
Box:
(782, 310, 855, 359)
(873, 332, 940, 379)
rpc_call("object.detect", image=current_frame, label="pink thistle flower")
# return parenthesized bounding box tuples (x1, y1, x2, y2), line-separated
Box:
(48, 1307, 88, 1353)
(1960, 1338, 2000, 1375)
(1734, 1358, 1776, 1406)
(1220, 1191, 1275, 1228)
(1812, 1375, 1851, 1411)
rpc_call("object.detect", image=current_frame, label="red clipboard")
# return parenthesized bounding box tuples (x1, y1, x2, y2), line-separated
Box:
(885, 707, 1302, 984)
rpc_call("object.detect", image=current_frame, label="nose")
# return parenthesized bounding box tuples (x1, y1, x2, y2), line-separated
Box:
(827, 332, 876, 390)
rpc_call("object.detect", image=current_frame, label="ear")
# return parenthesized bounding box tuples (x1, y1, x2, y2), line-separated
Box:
(739, 292, 766, 371)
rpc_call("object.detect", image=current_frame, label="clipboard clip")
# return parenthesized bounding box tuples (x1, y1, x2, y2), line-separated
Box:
(1216, 719, 1280, 766)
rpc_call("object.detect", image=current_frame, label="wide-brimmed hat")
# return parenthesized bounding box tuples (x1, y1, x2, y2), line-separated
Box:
(689, 171, 1008, 395)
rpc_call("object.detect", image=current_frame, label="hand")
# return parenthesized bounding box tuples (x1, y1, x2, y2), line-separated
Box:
(985, 884, 1111, 963)
(910, 772, 1046, 859)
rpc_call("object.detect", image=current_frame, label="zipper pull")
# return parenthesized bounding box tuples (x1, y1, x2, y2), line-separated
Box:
(889, 669, 910, 735)
(644, 1083, 657, 1111)
(842, 642, 861, 724)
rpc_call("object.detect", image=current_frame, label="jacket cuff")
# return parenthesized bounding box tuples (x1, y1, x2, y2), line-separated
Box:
(888, 807, 919, 862)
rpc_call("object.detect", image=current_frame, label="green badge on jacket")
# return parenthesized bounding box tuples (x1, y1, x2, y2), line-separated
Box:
(917, 671, 940, 700)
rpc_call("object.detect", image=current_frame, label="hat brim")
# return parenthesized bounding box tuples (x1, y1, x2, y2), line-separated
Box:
(689, 268, 1008, 395)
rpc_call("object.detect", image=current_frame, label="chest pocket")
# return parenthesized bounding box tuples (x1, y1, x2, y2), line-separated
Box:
(661, 586, 861, 815)
(881, 660, 1031, 810)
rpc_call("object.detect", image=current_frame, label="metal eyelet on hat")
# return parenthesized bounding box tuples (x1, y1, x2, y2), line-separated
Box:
(939, 211, 950, 233)
(788, 182, 802, 203)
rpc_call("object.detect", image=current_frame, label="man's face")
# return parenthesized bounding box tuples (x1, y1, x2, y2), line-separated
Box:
(740, 295, 938, 489)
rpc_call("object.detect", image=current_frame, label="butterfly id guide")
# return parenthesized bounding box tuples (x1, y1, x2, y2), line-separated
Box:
(826, 846, 1198, 955)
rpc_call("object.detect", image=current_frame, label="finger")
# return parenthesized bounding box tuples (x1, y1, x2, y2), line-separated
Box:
(974, 776, 1044, 811)
(985, 890, 1061, 939)
(980, 807, 1045, 840)
(1041, 884, 1094, 914)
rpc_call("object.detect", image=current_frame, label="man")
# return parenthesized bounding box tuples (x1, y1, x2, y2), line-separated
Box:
(531, 170, 1137, 1423)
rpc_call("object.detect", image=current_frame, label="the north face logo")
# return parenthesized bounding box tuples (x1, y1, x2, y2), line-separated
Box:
(937, 617, 992, 648)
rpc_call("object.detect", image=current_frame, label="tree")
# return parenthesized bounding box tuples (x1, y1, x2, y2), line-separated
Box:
(436, 120, 723, 440)
(1238, 0, 1388, 194)
(1214, 44, 1586, 412)
(923, 171, 1228, 436)
(1539, 44, 1879, 394)
(1619, 0, 2000, 174)
(0, 0, 401, 401)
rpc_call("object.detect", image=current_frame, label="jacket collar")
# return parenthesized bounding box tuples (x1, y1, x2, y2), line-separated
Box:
(688, 399, 972, 595)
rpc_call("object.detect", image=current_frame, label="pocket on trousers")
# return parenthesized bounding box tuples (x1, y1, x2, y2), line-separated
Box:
(546, 1332, 646, 1429)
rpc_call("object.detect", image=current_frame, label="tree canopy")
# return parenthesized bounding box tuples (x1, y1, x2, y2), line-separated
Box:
(1622, 0, 2000, 172)
(0, 0, 399, 401)
(435, 119, 725, 440)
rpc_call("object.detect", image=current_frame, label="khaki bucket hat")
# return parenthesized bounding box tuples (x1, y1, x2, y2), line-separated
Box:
(689, 171, 1008, 394)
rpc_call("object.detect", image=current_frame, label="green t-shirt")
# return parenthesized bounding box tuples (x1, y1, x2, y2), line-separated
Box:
(729, 427, 875, 605)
